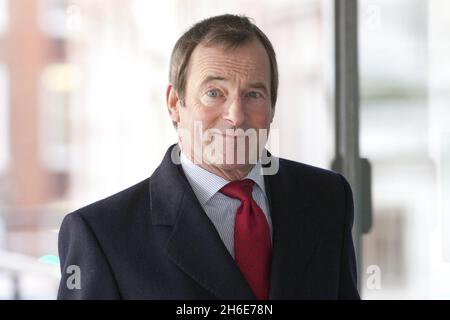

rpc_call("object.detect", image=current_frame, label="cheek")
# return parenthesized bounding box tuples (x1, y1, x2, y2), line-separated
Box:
(246, 107, 272, 127)
(180, 100, 222, 129)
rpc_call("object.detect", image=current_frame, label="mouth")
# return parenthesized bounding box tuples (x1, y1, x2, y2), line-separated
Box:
(213, 132, 247, 138)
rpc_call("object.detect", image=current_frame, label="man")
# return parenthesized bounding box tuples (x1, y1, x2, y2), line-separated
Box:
(57, 14, 360, 300)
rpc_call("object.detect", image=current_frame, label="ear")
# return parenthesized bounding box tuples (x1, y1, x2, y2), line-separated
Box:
(166, 84, 181, 124)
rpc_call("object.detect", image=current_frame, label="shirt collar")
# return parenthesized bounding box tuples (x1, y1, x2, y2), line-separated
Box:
(179, 148, 267, 206)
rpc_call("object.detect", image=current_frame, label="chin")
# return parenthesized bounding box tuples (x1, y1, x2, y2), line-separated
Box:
(215, 162, 250, 170)
(205, 154, 254, 169)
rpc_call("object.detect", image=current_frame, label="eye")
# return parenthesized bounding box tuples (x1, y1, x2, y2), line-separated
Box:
(206, 89, 221, 98)
(246, 91, 263, 99)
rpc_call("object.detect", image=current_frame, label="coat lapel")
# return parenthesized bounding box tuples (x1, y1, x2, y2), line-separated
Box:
(264, 159, 321, 299)
(149, 145, 255, 299)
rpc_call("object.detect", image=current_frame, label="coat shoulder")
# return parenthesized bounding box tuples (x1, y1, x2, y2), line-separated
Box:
(65, 178, 150, 229)
(275, 156, 352, 204)
(278, 157, 343, 184)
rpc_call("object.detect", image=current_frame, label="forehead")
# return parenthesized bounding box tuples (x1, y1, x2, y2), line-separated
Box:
(187, 39, 271, 84)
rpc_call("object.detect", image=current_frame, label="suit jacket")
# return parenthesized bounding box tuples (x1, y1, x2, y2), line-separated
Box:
(57, 144, 360, 299)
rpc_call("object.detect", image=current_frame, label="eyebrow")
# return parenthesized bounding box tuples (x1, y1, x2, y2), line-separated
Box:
(199, 75, 226, 89)
(199, 75, 269, 96)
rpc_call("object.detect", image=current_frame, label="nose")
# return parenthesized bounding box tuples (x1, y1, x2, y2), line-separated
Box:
(224, 96, 245, 127)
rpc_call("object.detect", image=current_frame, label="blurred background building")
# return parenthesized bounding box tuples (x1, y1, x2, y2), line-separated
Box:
(0, 0, 448, 299)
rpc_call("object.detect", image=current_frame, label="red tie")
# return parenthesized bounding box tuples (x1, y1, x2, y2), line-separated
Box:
(220, 179, 271, 300)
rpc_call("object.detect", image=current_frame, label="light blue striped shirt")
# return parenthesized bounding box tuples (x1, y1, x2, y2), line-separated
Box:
(179, 150, 273, 258)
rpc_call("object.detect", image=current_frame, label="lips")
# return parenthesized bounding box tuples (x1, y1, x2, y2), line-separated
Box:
(214, 132, 247, 137)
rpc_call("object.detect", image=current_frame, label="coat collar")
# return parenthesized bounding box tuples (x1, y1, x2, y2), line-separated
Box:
(149, 144, 320, 299)
(178, 148, 267, 207)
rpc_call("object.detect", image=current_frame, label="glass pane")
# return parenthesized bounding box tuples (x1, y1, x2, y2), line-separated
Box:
(0, 0, 7, 35)
(359, 0, 450, 299)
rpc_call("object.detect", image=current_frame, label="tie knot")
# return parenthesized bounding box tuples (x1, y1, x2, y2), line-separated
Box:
(219, 179, 255, 202)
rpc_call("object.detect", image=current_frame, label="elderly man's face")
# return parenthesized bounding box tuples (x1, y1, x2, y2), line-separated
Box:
(168, 38, 274, 178)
